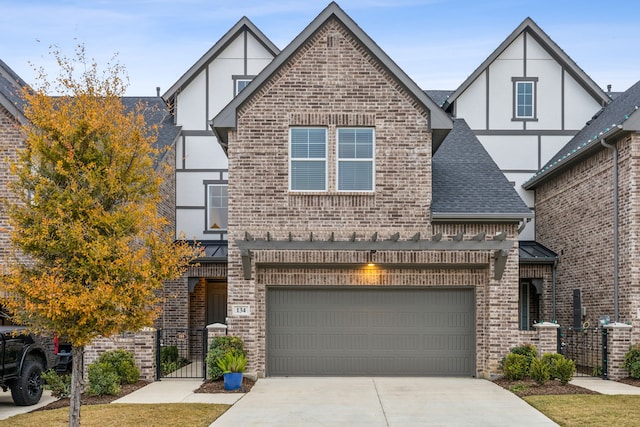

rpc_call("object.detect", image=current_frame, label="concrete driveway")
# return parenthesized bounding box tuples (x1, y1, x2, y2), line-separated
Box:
(212, 377, 557, 426)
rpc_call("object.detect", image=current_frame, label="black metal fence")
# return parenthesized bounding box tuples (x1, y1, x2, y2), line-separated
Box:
(156, 328, 207, 379)
(557, 327, 606, 378)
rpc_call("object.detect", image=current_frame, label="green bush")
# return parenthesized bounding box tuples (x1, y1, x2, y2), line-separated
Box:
(206, 336, 245, 380)
(160, 345, 189, 375)
(41, 369, 71, 398)
(510, 343, 538, 374)
(529, 358, 550, 385)
(623, 345, 640, 379)
(97, 349, 139, 384)
(216, 350, 247, 373)
(87, 362, 121, 396)
(541, 352, 565, 380)
(502, 353, 528, 380)
(554, 357, 576, 385)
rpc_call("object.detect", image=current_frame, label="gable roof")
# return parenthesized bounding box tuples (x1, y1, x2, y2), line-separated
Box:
(443, 17, 610, 111)
(0, 59, 28, 123)
(122, 97, 182, 169)
(524, 80, 640, 189)
(162, 17, 279, 103)
(212, 2, 452, 152)
(431, 119, 532, 222)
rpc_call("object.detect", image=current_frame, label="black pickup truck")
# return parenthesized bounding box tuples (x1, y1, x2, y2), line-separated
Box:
(0, 326, 49, 406)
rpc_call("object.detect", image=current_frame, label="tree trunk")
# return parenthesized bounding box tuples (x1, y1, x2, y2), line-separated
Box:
(69, 345, 84, 427)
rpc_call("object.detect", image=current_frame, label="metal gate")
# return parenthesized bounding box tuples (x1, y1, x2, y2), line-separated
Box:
(557, 327, 606, 378)
(156, 328, 207, 379)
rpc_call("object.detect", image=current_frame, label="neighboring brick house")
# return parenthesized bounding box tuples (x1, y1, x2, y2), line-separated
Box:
(523, 81, 640, 336)
(0, 59, 29, 325)
(159, 17, 278, 335)
(212, 3, 531, 378)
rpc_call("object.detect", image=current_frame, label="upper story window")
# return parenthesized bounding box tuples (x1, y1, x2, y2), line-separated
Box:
(206, 184, 228, 231)
(233, 75, 255, 96)
(290, 128, 327, 191)
(337, 128, 374, 192)
(512, 77, 538, 121)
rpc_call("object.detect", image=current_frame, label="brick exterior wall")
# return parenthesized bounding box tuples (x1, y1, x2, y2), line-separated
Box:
(224, 17, 522, 378)
(535, 133, 640, 339)
(84, 329, 156, 381)
(520, 264, 555, 323)
(0, 105, 26, 275)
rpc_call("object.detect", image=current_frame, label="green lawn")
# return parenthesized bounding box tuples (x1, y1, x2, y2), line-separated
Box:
(0, 403, 229, 427)
(525, 395, 640, 427)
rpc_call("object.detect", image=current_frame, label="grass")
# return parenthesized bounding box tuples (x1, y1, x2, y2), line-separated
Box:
(0, 403, 230, 427)
(525, 395, 640, 427)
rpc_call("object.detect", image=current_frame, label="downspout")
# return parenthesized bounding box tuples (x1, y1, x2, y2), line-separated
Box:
(601, 138, 619, 323)
(552, 259, 557, 322)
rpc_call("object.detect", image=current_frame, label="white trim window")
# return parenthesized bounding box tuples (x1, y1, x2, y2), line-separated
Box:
(513, 78, 538, 120)
(337, 128, 374, 192)
(207, 184, 228, 231)
(235, 79, 251, 95)
(290, 128, 327, 191)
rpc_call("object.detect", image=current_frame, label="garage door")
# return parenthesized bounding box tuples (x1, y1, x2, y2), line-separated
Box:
(267, 287, 475, 376)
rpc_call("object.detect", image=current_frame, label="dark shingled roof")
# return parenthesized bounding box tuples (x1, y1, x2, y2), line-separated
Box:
(121, 97, 181, 168)
(0, 59, 28, 121)
(424, 90, 453, 108)
(432, 119, 532, 221)
(524, 80, 640, 189)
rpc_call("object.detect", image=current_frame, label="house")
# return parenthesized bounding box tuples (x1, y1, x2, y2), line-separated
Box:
(523, 80, 640, 337)
(159, 17, 278, 335)
(0, 59, 29, 325)
(211, 2, 532, 378)
(442, 18, 611, 241)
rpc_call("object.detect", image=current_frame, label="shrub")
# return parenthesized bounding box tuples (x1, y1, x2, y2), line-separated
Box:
(510, 343, 538, 374)
(41, 369, 71, 398)
(623, 345, 640, 379)
(97, 349, 139, 384)
(207, 336, 245, 380)
(529, 358, 550, 385)
(87, 362, 120, 396)
(541, 352, 565, 380)
(554, 357, 576, 385)
(160, 345, 189, 375)
(216, 350, 247, 373)
(502, 353, 528, 380)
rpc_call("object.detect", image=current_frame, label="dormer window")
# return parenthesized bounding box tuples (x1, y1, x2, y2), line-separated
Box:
(512, 77, 538, 121)
(233, 75, 255, 96)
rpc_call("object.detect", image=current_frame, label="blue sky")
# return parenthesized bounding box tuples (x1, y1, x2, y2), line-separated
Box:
(1, 0, 638, 96)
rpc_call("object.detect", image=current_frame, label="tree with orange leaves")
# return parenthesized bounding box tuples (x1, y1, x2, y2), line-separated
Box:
(1, 46, 198, 427)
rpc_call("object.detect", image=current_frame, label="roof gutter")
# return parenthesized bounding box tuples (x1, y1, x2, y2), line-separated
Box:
(600, 137, 619, 323)
(431, 212, 533, 223)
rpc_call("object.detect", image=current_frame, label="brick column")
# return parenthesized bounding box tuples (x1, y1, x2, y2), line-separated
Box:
(604, 322, 632, 380)
(207, 323, 228, 349)
(533, 321, 560, 357)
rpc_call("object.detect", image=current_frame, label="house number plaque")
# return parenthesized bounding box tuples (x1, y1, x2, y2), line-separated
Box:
(231, 305, 251, 316)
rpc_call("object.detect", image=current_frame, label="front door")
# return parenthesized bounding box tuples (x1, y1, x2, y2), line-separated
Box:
(206, 281, 227, 325)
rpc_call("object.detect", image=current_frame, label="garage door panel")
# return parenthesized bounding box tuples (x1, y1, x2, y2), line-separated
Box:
(267, 287, 475, 376)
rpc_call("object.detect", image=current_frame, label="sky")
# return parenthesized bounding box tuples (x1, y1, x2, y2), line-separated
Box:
(1, 0, 638, 96)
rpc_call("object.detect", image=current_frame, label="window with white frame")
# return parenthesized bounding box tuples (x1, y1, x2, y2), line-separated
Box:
(513, 78, 538, 120)
(207, 184, 228, 230)
(235, 79, 251, 96)
(337, 128, 374, 191)
(290, 128, 327, 191)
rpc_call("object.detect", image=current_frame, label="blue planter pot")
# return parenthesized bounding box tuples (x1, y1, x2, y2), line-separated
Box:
(223, 372, 243, 391)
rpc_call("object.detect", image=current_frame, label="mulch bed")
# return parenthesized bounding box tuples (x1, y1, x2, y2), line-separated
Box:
(194, 377, 255, 394)
(494, 376, 640, 397)
(37, 377, 256, 412)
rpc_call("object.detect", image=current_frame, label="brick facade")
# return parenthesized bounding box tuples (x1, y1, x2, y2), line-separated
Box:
(536, 133, 640, 339)
(224, 18, 522, 378)
(84, 329, 156, 381)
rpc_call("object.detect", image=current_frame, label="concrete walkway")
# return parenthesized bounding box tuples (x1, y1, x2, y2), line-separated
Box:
(571, 377, 640, 394)
(211, 377, 558, 427)
(0, 390, 57, 421)
(112, 379, 243, 405)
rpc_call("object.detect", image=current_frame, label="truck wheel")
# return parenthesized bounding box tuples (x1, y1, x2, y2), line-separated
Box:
(11, 360, 44, 406)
